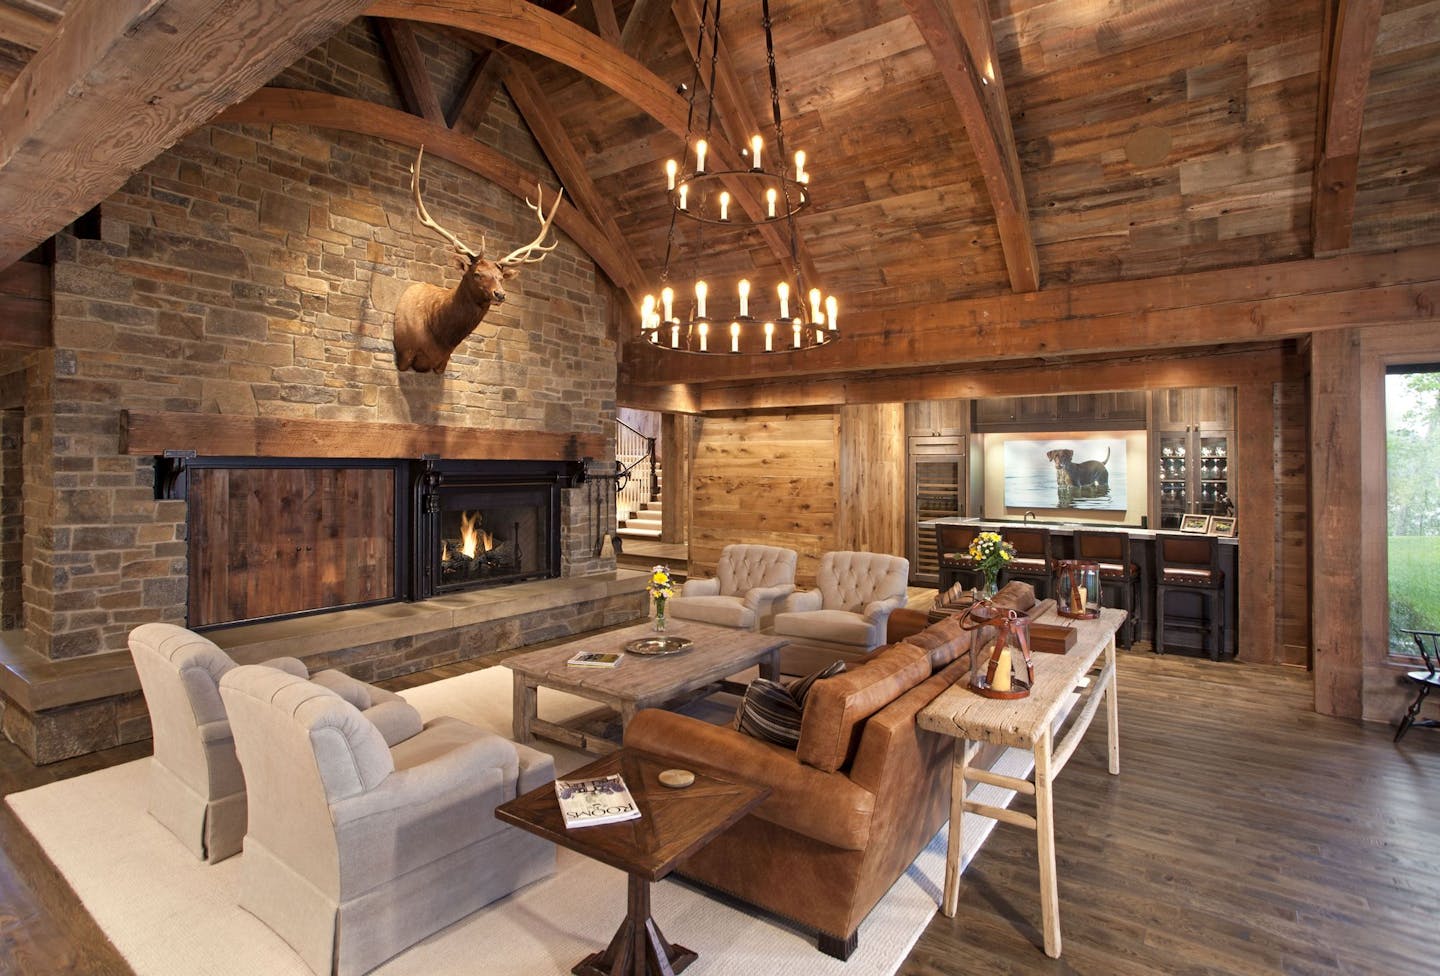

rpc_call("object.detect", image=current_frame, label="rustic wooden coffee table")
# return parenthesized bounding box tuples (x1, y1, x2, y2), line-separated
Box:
(505, 620, 784, 754)
(495, 748, 768, 976)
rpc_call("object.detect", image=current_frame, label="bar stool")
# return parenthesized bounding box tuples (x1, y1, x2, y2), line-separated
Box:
(1154, 535, 1225, 659)
(1001, 527, 1054, 600)
(1073, 529, 1142, 648)
(935, 524, 982, 592)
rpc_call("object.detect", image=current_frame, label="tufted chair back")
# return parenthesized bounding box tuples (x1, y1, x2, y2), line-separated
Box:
(816, 551, 910, 612)
(716, 544, 799, 595)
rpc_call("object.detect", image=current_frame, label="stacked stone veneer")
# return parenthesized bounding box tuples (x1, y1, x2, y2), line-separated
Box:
(3, 22, 640, 762)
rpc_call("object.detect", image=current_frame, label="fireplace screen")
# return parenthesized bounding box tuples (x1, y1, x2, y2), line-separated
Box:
(437, 487, 548, 590)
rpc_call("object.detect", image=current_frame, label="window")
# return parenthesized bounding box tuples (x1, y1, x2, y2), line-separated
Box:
(1386, 366, 1440, 654)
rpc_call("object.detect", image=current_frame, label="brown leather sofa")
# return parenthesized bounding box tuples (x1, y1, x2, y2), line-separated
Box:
(624, 582, 1035, 958)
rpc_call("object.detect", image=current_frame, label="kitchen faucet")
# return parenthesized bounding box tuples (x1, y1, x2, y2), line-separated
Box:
(1024, 511, 1036, 523)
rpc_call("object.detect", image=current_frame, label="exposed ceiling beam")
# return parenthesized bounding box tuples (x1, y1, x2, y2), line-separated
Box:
(0, 3, 59, 51)
(449, 50, 505, 134)
(1312, 0, 1384, 255)
(374, 17, 447, 125)
(369, 0, 819, 287)
(622, 244, 1440, 385)
(497, 56, 646, 293)
(217, 88, 638, 298)
(0, 259, 49, 351)
(902, 0, 1039, 293)
(669, 0, 758, 172)
(578, 0, 622, 47)
(621, 0, 671, 58)
(0, 0, 375, 273)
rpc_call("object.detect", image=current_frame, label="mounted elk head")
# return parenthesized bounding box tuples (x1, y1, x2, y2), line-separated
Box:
(393, 147, 564, 373)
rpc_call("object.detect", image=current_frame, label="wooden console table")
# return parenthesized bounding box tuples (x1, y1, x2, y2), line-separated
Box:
(917, 606, 1124, 958)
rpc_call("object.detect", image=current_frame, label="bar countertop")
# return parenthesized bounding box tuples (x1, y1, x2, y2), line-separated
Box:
(920, 516, 1239, 546)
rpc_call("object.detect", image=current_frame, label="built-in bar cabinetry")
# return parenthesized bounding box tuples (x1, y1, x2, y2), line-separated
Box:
(908, 438, 966, 585)
(1150, 388, 1234, 530)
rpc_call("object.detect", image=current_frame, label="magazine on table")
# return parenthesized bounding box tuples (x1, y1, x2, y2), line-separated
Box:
(554, 773, 641, 828)
(567, 650, 624, 668)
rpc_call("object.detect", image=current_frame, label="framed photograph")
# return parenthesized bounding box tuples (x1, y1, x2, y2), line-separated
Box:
(1179, 514, 1212, 534)
(1209, 515, 1237, 537)
(1000, 434, 1129, 513)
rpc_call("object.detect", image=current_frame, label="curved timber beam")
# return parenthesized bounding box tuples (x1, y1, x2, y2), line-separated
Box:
(217, 88, 637, 295)
(368, 0, 821, 288)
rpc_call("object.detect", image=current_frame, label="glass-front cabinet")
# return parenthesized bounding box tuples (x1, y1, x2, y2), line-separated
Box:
(908, 437, 966, 585)
(1152, 388, 1235, 530)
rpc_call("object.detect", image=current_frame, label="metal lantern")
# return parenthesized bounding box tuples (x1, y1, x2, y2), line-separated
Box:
(961, 602, 1035, 700)
(1055, 559, 1102, 619)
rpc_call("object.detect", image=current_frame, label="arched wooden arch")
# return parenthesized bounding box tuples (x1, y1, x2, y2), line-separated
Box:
(217, 87, 640, 296)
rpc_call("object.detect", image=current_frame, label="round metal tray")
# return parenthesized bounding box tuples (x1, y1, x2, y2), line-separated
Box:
(623, 636, 694, 656)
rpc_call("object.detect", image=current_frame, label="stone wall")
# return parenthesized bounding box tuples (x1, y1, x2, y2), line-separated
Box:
(1, 403, 21, 630)
(2, 21, 627, 760)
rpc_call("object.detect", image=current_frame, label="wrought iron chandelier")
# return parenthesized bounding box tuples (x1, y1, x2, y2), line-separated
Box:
(639, 0, 838, 354)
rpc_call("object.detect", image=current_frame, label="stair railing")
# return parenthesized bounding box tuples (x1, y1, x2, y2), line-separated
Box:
(615, 418, 657, 523)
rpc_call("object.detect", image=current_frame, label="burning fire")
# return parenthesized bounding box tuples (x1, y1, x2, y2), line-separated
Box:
(458, 510, 495, 559)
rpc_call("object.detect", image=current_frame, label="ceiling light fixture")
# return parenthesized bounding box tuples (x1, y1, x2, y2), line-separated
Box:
(639, 0, 837, 354)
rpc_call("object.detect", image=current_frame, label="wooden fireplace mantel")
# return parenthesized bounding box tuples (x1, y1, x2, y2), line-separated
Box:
(119, 410, 607, 462)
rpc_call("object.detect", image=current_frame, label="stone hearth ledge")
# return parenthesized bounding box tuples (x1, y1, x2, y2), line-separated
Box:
(0, 571, 649, 763)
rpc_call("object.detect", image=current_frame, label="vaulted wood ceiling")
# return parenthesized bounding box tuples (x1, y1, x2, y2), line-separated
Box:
(1, 0, 1437, 393)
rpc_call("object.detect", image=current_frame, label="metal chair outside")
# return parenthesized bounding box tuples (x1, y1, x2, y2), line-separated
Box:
(1394, 629, 1440, 742)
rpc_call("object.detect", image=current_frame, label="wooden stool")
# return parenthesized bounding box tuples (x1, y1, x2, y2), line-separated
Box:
(1154, 535, 1224, 659)
(1001, 527, 1054, 600)
(935, 524, 983, 593)
(1073, 530, 1142, 648)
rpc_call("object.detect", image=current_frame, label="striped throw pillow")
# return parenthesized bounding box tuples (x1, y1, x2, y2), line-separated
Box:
(733, 660, 846, 749)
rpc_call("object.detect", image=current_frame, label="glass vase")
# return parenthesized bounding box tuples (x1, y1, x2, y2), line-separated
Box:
(654, 597, 667, 632)
(980, 569, 999, 601)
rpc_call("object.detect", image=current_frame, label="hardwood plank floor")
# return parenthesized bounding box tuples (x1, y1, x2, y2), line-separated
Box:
(1, 651, 1436, 975)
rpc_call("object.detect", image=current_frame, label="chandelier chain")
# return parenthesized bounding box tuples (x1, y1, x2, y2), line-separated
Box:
(762, 0, 805, 300)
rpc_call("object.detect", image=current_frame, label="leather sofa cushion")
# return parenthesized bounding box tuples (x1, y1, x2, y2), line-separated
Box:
(797, 643, 931, 773)
(902, 614, 972, 670)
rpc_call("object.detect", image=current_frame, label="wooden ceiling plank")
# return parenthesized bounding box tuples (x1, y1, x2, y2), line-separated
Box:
(449, 50, 504, 134)
(498, 56, 646, 292)
(901, 0, 1039, 293)
(374, 17, 447, 125)
(0, 4, 57, 51)
(622, 243, 1440, 385)
(369, 0, 816, 289)
(0, 0, 376, 273)
(218, 87, 638, 298)
(621, 0, 672, 59)
(1311, 0, 1385, 254)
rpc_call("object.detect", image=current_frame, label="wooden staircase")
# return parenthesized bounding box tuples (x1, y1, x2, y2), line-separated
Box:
(618, 463, 662, 541)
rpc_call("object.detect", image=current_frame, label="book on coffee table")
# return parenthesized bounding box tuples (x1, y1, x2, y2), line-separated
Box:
(554, 773, 641, 828)
(568, 650, 624, 668)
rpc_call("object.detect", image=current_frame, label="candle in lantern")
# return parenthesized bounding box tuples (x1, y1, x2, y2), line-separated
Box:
(991, 645, 1012, 692)
(766, 187, 777, 218)
(719, 191, 730, 221)
(794, 149, 807, 184)
(678, 184, 688, 210)
(809, 287, 822, 323)
(694, 280, 707, 319)
(793, 320, 802, 348)
(777, 281, 789, 319)
(730, 321, 740, 352)
(738, 278, 751, 317)
(825, 295, 838, 330)
(665, 159, 677, 191)
(750, 134, 763, 171)
(764, 321, 774, 351)
(695, 139, 707, 173)
(661, 287, 674, 322)
(698, 321, 708, 352)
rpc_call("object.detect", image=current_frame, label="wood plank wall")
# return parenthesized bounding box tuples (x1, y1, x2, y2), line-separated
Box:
(688, 411, 839, 583)
(1276, 372, 1311, 666)
(837, 403, 907, 559)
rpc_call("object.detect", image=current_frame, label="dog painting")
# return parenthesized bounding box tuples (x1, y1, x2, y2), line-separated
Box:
(1002, 437, 1128, 511)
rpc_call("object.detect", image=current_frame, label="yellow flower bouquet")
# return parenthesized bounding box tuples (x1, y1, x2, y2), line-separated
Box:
(967, 531, 1015, 596)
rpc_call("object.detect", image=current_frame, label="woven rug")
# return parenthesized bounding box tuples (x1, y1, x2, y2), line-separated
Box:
(7, 665, 1016, 976)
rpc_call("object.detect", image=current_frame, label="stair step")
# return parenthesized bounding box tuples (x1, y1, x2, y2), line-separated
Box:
(625, 511, 663, 526)
(618, 526, 662, 539)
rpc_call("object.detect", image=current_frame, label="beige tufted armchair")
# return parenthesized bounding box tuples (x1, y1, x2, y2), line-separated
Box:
(220, 665, 556, 976)
(129, 622, 424, 863)
(667, 543, 798, 631)
(772, 551, 910, 674)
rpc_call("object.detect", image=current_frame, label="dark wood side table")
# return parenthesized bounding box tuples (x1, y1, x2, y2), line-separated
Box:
(495, 748, 769, 976)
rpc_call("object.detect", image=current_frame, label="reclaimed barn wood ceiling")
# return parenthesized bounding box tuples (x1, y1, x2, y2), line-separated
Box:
(0, 0, 1437, 382)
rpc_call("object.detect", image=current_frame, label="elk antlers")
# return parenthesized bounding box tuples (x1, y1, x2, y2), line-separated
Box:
(410, 147, 482, 259)
(500, 186, 563, 265)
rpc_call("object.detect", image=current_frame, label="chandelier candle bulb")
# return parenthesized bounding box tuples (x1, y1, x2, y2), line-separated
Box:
(809, 287, 822, 323)
(670, 323, 679, 347)
(793, 320, 801, 348)
(778, 281, 790, 319)
(766, 187, 777, 218)
(678, 184, 688, 210)
(665, 159, 677, 191)
(661, 287, 674, 322)
(641, 293, 655, 324)
(695, 280, 707, 319)
(695, 139, 707, 174)
(764, 321, 774, 351)
(698, 321, 708, 351)
(794, 149, 806, 183)
(751, 134, 763, 170)
(719, 191, 730, 221)
(826, 295, 837, 330)
(738, 278, 751, 317)
(730, 321, 740, 352)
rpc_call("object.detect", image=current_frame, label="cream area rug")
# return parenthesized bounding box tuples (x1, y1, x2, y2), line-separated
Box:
(7, 666, 1025, 976)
